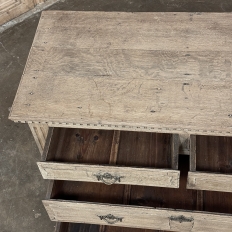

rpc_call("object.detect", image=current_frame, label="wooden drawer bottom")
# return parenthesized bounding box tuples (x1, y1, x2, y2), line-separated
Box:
(44, 156, 232, 232)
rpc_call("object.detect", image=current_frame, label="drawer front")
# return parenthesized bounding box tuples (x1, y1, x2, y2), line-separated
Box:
(187, 172, 232, 192)
(43, 200, 232, 232)
(38, 162, 180, 188)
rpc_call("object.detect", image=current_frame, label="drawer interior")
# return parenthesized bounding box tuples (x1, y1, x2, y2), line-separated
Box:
(196, 135, 232, 174)
(44, 128, 172, 169)
(186, 135, 232, 193)
(49, 155, 232, 232)
(43, 130, 232, 232)
(48, 156, 232, 214)
(50, 156, 196, 210)
(57, 222, 167, 232)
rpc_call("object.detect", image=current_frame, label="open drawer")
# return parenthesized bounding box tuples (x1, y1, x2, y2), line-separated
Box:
(38, 128, 180, 188)
(44, 156, 232, 232)
(187, 135, 232, 192)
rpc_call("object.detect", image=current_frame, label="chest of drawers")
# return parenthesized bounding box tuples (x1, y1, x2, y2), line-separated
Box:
(9, 11, 232, 232)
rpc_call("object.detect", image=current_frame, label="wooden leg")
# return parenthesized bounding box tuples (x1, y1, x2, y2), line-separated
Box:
(28, 123, 49, 155)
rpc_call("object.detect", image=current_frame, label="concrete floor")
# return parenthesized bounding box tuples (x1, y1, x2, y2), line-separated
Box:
(0, 0, 232, 232)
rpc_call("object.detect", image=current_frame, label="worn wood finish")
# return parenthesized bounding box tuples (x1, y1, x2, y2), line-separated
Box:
(196, 135, 232, 174)
(116, 131, 172, 168)
(100, 130, 120, 232)
(29, 123, 48, 154)
(9, 11, 232, 136)
(39, 128, 178, 187)
(187, 135, 232, 192)
(187, 172, 232, 192)
(41, 128, 173, 167)
(38, 163, 180, 188)
(45, 128, 114, 163)
(129, 156, 197, 211)
(46, 155, 232, 232)
(41, 127, 54, 161)
(43, 200, 232, 232)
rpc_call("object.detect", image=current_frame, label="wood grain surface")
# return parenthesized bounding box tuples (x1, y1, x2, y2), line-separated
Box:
(196, 135, 232, 173)
(38, 128, 179, 187)
(187, 172, 232, 192)
(9, 11, 232, 136)
(187, 135, 232, 192)
(38, 162, 180, 188)
(42, 128, 173, 168)
(29, 123, 48, 154)
(48, 156, 232, 232)
(43, 200, 232, 232)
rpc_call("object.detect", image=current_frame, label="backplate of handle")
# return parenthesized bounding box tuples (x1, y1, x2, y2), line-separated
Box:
(169, 215, 194, 223)
(169, 215, 194, 231)
(94, 172, 123, 185)
(98, 214, 123, 224)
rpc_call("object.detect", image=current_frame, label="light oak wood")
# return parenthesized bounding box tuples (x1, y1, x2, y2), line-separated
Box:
(187, 172, 232, 192)
(37, 162, 180, 188)
(33, 11, 232, 51)
(41, 127, 54, 161)
(43, 200, 232, 231)
(9, 11, 232, 137)
(29, 123, 48, 154)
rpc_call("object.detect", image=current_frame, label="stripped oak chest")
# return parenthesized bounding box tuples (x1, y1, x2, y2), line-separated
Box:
(9, 11, 232, 232)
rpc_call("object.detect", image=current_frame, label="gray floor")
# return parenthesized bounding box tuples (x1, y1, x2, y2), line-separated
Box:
(0, 0, 232, 232)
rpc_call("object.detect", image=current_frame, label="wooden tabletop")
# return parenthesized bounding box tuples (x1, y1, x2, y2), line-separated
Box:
(9, 11, 232, 136)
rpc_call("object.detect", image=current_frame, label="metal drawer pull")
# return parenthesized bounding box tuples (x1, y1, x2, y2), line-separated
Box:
(169, 215, 194, 223)
(94, 173, 123, 185)
(169, 215, 194, 230)
(169, 215, 194, 229)
(98, 214, 123, 224)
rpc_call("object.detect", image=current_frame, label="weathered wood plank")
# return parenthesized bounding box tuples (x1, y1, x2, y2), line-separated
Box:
(28, 123, 49, 154)
(41, 127, 54, 161)
(11, 72, 232, 136)
(43, 200, 232, 232)
(37, 163, 180, 188)
(196, 135, 232, 173)
(23, 47, 232, 81)
(187, 172, 232, 192)
(9, 11, 232, 136)
(35, 12, 232, 52)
